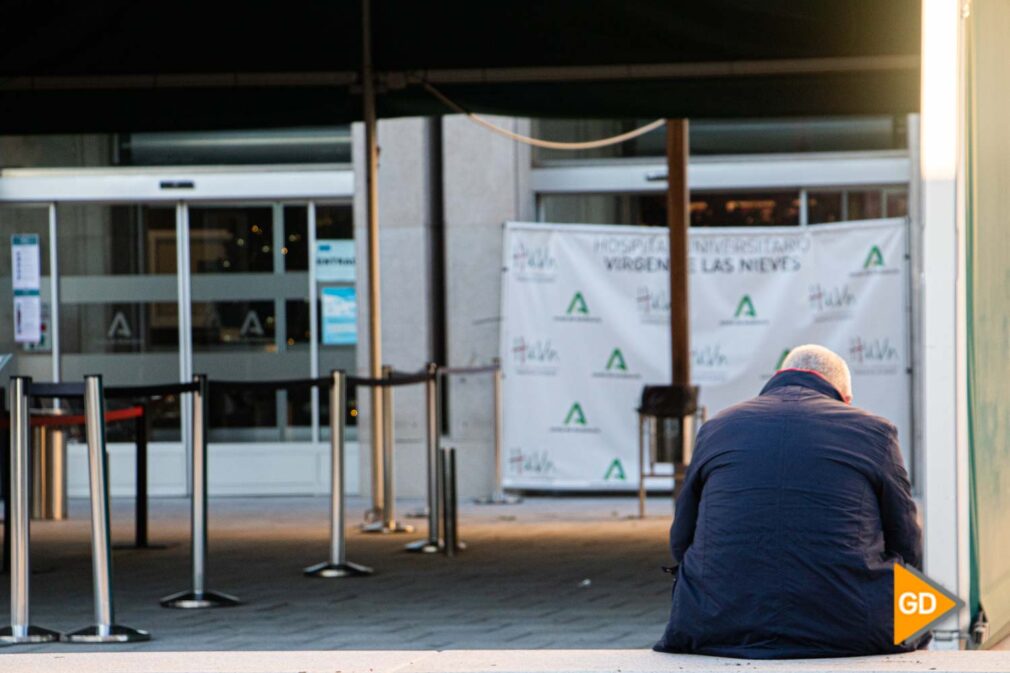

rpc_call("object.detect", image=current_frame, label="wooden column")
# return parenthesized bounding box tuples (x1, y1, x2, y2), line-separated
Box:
(666, 119, 690, 387)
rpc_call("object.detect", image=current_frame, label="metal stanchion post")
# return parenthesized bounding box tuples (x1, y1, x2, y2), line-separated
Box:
(0, 377, 58, 644)
(477, 360, 520, 505)
(638, 414, 646, 519)
(135, 403, 149, 547)
(161, 374, 240, 609)
(442, 447, 460, 557)
(66, 375, 150, 643)
(363, 366, 413, 534)
(305, 371, 373, 578)
(406, 363, 439, 552)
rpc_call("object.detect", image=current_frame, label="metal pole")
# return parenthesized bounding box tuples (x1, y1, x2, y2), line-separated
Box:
(136, 404, 149, 547)
(48, 204, 61, 386)
(305, 371, 372, 578)
(638, 414, 646, 519)
(161, 374, 239, 609)
(0, 377, 57, 644)
(365, 366, 413, 534)
(442, 447, 459, 558)
(476, 360, 520, 505)
(66, 375, 149, 642)
(361, 0, 385, 522)
(308, 202, 321, 445)
(176, 202, 194, 495)
(407, 363, 439, 552)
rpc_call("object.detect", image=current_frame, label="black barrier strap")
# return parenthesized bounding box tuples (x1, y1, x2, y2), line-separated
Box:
(28, 382, 86, 398)
(106, 381, 201, 399)
(348, 370, 433, 387)
(210, 377, 330, 394)
(438, 365, 499, 376)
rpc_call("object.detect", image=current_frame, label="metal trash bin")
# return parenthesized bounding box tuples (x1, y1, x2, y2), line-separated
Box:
(637, 384, 705, 518)
(31, 409, 69, 521)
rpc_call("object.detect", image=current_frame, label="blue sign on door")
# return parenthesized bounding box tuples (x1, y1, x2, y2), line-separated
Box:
(321, 287, 357, 345)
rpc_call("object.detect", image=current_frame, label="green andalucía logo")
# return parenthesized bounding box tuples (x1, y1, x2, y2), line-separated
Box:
(564, 402, 587, 426)
(605, 348, 628, 372)
(603, 458, 627, 481)
(863, 245, 885, 269)
(734, 294, 757, 319)
(566, 291, 589, 316)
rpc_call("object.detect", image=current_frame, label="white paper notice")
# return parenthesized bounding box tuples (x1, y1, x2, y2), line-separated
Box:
(13, 294, 41, 344)
(11, 234, 41, 291)
(11, 234, 43, 344)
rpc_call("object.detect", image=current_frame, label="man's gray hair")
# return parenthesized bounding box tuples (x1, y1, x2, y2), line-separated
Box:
(781, 344, 853, 401)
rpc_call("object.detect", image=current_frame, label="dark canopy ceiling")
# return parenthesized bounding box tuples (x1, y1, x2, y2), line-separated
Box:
(0, 1, 921, 133)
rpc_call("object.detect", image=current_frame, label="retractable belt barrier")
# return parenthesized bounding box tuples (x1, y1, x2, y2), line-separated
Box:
(2, 376, 152, 646)
(1, 377, 60, 645)
(161, 374, 240, 610)
(65, 375, 149, 643)
(2, 378, 190, 578)
(303, 371, 372, 578)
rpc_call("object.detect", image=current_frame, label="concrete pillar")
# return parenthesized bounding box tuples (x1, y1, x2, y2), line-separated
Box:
(352, 118, 435, 499)
(442, 115, 533, 497)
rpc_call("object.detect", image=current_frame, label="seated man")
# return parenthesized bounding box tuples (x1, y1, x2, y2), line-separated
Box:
(654, 344, 922, 659)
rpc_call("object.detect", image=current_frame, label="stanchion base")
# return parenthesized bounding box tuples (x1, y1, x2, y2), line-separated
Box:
(404, 538, 440, 553)
(63, 624, 151, 643)
(475, 492, 522, 505)
(0, 625, 62, 644)
(303, 561, 374, 578)
(160, 590, 241, 609)
(361, 521, 415, 534)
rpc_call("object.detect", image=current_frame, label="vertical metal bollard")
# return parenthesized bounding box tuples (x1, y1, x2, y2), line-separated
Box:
(161, 374, 240, 608)
(135, 403, 149, 548)
(441, 447, 460, 557)
(0, 377, 58, 644)
(477, 359, 520, 505)
(406, 363, 440, 552)
(364, 366, 413, 534)
(66, 375, 150, 642)
(638, 413, 646, 519)
(305, 371, 373, 577)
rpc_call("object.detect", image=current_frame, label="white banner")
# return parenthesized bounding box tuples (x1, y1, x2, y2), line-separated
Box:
(500, 219, 910, 491)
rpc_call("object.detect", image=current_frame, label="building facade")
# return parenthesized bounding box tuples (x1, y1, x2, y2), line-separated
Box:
(0, 114, 916, 500)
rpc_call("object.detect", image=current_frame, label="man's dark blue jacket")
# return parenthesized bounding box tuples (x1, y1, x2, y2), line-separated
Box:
(655, 369, 922, 659)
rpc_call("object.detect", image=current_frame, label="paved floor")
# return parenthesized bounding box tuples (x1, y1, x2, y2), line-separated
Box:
(1, 495, 675, 652)
(5, 649, 1010, 673)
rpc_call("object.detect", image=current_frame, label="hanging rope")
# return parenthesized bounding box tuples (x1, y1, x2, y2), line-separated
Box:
(423, 82, 665, 151)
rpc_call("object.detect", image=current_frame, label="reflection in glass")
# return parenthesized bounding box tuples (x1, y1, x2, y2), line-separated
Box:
(189, 207, 273, 273)
(808, 192, 844, 224)
(58, 205, 175, 275)
(541, 192, 801, 228)
(192, 301, 275, 350)
(283, 204, 353, 272)
(847, 191, 884, 221)
(60, 303, 178, 353)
